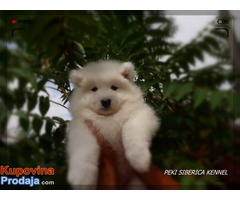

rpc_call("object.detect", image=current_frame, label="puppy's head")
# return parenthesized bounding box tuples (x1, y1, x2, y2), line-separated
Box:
(69, 60, 140, 116)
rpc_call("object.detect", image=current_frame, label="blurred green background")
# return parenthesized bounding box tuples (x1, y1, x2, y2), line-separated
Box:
(0, 11, 239, 189)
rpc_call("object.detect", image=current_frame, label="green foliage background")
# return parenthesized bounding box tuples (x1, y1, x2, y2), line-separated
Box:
(0, 11, 239, 189)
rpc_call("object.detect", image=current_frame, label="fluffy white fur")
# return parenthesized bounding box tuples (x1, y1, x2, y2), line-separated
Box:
(67, 60, 159, 189)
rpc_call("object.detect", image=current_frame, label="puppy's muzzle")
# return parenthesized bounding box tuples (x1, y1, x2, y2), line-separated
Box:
(101, 99, 111, 109)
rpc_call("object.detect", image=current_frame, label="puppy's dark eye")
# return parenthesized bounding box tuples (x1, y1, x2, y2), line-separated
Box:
(91, 87, 98, 92)
(111, 85, 118, 91)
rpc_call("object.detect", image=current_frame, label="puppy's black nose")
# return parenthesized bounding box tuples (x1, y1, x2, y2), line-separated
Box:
(101, 99, 111, 108)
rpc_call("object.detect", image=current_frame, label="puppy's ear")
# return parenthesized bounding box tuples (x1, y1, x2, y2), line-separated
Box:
(69, 70, 83, 87)
(120, 62, 136, 82)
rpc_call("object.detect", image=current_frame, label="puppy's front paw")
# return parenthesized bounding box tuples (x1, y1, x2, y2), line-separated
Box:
(125, 148, 151, 172)
(67, 165, 98, 189)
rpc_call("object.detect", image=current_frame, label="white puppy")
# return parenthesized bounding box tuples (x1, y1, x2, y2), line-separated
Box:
(67, 60, 159, 188)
